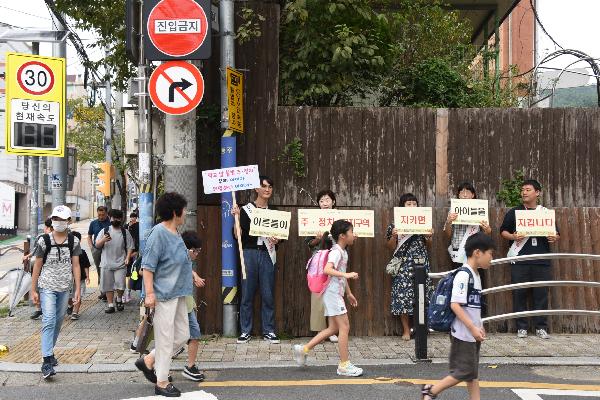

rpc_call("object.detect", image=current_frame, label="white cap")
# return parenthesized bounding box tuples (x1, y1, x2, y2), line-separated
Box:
(51, 205, 72, 220)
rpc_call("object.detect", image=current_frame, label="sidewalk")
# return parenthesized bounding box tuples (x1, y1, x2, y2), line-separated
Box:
(2, 286, 600, 373)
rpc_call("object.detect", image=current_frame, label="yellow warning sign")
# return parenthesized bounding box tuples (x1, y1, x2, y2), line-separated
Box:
(226, 67, 244, 133)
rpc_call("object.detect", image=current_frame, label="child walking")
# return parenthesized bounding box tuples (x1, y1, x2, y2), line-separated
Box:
(293, 220, 362, 377)
(421, 232, 495, 400)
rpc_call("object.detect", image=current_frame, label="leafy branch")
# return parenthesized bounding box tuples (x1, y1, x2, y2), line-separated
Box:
(277, 137, 306, 178)
(496, 169, 525, 207)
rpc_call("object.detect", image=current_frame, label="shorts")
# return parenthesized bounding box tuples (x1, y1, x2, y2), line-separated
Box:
(322, 291, 347, 317)
(100, 268, 127, 292)
(70, 280, 86, 298)
(449, 335, 481, 381)
(188, 310, 201, 340)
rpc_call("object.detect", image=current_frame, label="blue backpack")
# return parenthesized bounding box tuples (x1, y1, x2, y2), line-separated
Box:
(427, 267, 475, 332)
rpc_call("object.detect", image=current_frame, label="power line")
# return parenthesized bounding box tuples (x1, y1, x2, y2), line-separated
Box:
(529, 0, 563, 50)
(0, 5, 51, 20)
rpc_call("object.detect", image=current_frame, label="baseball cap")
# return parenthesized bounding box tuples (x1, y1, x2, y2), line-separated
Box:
(51, 205, 72, 220)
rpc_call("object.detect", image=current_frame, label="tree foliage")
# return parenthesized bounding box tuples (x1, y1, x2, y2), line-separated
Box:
(67, 98, 105, 164)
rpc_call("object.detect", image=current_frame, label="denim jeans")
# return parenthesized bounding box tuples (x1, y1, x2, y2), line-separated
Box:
(40, 288, 70, 358)
(240, 249, 275, 334)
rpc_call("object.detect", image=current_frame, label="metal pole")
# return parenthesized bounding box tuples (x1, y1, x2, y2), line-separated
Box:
(137, 0, 153, 254)
(413, 259, 429, 361)
(220, 0, 238, 337)
(113, 91, 123, 210)
(28, 42, 40, 249)
(50, 10, 67, 208)
(104, 47, 113, 209)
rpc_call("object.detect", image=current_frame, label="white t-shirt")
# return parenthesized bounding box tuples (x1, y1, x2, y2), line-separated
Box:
(450, 264, 482, 342)
(324, 244, 348, 297)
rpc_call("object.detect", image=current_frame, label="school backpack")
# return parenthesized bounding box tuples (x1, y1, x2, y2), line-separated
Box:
(42, 233, 75, 265)
(306, 249, 331, 294)
(427, 267, 475, 332)
(102, 226, 129, 255)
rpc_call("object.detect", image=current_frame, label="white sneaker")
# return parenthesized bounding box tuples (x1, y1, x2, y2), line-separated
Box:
(329, 335, 339, 343)
(293, 344, 307, 366)
(517, 329, 528, 338)
(536, 329, 550, 339)
(337, 362, 363, 377)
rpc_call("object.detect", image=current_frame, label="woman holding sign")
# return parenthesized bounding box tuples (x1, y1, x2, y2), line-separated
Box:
(385, 193, 434, 341)
(304, 190, 338, 343)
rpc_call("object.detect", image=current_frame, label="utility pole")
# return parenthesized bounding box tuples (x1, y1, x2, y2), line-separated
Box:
(113, 91, 124, 211)
(104, 47, 113, 209)
(137, 0, 153, 253)
(28, 42, 40, 248)
(50, 10, 67, 208)
(220, 0, 238, 337)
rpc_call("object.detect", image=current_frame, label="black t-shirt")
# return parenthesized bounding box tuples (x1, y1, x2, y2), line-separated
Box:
(128, 222, 140, 252)
(500, 205, 560, 266)
(238, 202, 278, 250)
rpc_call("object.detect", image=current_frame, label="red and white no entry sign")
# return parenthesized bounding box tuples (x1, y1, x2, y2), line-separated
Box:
(17, 61, 55, 95)
(147, 0, 209, 58)
(148, 61, 205, 115)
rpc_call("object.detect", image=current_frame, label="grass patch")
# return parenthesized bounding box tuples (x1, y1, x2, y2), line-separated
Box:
(0, 306, 9, 318)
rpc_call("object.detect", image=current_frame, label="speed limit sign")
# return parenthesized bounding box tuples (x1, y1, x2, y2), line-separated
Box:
(17, 61, 55, 95)
(4, 53, 65, 157)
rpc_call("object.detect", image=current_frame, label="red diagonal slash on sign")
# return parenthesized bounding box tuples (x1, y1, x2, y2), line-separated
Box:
(160, 70, 194, 104)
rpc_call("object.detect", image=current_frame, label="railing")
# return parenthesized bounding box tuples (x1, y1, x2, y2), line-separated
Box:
(412, 253, 600, 361)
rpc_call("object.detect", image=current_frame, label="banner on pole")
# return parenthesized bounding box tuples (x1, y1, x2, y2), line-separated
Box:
(201, 164, 260, 194)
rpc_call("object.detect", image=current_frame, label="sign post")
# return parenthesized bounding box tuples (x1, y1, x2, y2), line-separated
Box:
(148, 61, 204, 115)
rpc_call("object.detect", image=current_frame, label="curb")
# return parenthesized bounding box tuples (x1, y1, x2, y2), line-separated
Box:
(2, 357, 600, 373)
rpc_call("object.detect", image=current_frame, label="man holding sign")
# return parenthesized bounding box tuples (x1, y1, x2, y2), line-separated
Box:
(232, 176, 283, 345)
(500, 179, 560, 340)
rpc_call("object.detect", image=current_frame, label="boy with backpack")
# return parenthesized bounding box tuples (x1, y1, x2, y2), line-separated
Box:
(293, 220, 362, 377)
(30, 206, 82, 380)
(95, 209, 134, 313)
(421, 232, 495, 400)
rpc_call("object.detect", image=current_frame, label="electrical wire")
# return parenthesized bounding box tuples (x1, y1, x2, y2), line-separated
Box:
(0, 5, 51, 20)
(529, 0, 563, 50)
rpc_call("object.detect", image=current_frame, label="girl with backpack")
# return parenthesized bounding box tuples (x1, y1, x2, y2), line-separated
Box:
(385, 193, 434, 341)
(304, 189, 338, 343)
(294, 220, 363, 377)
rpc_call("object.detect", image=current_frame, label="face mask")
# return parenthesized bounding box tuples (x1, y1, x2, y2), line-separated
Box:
(111, 220, 122, 227)
(52, 221, 68, 232)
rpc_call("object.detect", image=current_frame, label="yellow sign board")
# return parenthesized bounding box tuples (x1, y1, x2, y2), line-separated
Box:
(4, 52, 66, 157)
(226, 67, 244, 133)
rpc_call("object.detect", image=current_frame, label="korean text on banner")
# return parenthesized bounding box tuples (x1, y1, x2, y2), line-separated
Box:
(297, 209, 375, 237)
(201, 165, 260, 194)
(450, 199, 489, 225)
(515, 209, 556, 237)
(249, 208, 292, 240)
(394, 207, 433, 235)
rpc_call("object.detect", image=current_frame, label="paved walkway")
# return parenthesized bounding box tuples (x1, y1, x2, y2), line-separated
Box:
(1, 284, 600, 372)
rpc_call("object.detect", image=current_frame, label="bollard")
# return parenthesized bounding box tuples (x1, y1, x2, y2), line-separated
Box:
(413, 259, 429, 361)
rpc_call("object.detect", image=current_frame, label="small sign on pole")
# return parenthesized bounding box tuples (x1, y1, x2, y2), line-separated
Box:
(226, 67, 244, 133)
(394, 207, 433, 235)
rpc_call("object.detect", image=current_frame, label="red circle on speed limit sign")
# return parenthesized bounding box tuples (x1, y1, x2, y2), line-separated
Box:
(17, 61, 55, 95)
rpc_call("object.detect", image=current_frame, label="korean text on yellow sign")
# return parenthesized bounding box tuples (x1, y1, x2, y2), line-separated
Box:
(4, 52, 66, 157)
(226, 67, 244, 133)
(450, 199, 489, 225)
(297, 209, 375, 237)
(394, 207, 433, 235)
(249, 208, 291, 240)
(515, 209, 556, 237)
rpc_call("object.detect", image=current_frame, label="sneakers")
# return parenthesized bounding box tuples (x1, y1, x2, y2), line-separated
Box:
(116, 301, 124, 311)
(130, 343, 138, 353)
(237, 333, 251, 344)
(30, 310, 43, 320)
(293, 344, 307, 366)
(71, 313, 80, 320)
(105, 306, 116, 314)
(536, 329, 550, 339)
(263, 332, 280, 344)
(41, 363, 56, 379)
(50, 355, 58, 367)
(155, 383, 181, 397)
(329, 335, 339, 343)
(182, 365, 205, 382)
(337, 362, 363, 377)
(517, 329, 528, 338)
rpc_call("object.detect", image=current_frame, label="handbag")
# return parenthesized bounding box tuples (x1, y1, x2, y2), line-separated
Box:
(135, 307, 154, 354)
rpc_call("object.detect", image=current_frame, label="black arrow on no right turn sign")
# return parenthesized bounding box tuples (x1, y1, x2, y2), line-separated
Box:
(168, 78, 193, 102)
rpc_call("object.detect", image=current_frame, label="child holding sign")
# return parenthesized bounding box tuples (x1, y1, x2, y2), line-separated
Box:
(385, 193, 434, 341)
(294, 220, 362, 377)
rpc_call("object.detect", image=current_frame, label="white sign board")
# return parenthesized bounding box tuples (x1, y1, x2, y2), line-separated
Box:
(201, 165, 260, 194)
(0, 182, 16, 228)
(297, 209, 375, 237)
(394, 207, 433, 235)
(249, 208, 292, 240)
(515, 209, 556, 237)
(450, 199, 489, 225)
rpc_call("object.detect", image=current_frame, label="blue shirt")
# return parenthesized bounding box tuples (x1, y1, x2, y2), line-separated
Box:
(88, 218, 111, 247)
(142, 223, 193, 302)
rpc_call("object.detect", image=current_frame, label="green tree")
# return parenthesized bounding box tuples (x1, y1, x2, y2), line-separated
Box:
(67, 98, 105, 164)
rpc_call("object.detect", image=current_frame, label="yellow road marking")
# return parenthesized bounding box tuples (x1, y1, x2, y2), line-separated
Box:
(200, 378, 600, 391)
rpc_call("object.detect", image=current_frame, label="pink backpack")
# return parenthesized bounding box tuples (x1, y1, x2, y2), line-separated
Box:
(306, 249, 331, 294)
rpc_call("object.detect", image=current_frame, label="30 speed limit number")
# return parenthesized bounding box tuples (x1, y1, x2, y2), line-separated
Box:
(17, 61, 55, 95)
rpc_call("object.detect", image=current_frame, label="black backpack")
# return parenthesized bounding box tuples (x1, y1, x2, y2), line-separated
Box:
(42, 233, 75, 265)
(102, 226, 129, 255)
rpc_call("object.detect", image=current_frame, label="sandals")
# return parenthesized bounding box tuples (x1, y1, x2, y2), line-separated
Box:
(421, 384, 437, 399)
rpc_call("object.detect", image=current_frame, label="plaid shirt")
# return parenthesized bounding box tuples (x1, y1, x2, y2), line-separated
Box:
(450, 224, 469, 250)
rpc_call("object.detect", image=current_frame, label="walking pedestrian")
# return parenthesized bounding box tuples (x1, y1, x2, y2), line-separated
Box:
(304, 189, 338, 343)
(30, 206, 82, 380)
(135, 192, 192, 397)
(385, 193, 434, 341)
(24, 218, 53, 320)
(87, 206, 110, 300)
(294, 220, 362, 377)
(231, 176, 282, 344)
(124, 212, 140, 302)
